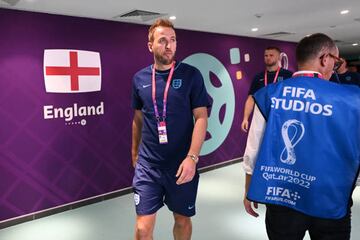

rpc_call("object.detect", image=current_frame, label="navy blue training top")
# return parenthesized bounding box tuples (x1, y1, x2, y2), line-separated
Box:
(330, 71, 360, 87)
(248, 68, 293, 95)
(132, 61, 210, 170)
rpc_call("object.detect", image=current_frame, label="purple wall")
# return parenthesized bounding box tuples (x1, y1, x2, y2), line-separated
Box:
(0, 8, 297, 222)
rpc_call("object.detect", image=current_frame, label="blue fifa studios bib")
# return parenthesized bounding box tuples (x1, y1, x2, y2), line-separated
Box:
(247, 76, 360, 219)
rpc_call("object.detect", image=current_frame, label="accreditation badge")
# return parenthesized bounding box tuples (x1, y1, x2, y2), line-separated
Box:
(157, 121, 168, 144)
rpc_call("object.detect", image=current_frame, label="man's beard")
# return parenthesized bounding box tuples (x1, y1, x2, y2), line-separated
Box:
(265, 61, 278, 68)
(155, 51, 175, 65)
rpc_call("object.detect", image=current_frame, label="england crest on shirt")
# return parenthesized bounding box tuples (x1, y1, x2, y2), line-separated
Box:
(172, 79, 182, 89)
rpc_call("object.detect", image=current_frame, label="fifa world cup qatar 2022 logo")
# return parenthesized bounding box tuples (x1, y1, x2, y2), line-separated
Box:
(280, 119, 305, 165)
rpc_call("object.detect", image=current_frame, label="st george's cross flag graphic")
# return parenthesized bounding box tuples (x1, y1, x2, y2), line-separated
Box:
(43, 49, 101, 93)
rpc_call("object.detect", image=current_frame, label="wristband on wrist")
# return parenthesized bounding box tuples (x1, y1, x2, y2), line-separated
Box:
(187, 154, 199, 164)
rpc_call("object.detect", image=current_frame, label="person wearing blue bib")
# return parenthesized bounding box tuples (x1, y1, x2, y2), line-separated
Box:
(131, 19, 209, 240)
(242, 33, 360, 240)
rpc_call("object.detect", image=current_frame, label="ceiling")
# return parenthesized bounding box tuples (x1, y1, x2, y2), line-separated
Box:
(1, 0, 360, 61)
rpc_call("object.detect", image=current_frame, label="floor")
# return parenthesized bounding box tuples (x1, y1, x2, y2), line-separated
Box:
(0, 163, 359, 240)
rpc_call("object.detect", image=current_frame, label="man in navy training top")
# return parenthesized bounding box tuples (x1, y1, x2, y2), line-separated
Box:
(242, 33, 360, 240)
(131, 18, 209, 240)
(241, 46, 293, 132)
(330, 58, 360, 87)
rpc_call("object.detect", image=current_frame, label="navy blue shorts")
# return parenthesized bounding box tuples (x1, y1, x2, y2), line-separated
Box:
(132, 162, 199, 217)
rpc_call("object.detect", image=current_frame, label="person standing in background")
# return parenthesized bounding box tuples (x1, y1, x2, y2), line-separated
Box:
(348, 63, 359, 73)
(330, 58, 360, 87)
(241, 47, 293, 132)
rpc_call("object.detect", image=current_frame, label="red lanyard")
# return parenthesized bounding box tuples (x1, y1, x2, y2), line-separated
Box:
(292, 71, 323, 79)
(264, 67, 280, 86)
(151, 61, 175, 122)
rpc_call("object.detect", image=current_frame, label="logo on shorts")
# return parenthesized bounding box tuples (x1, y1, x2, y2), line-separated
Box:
(188, 205, 195, 210)
(172, 79, 182, 89)
(134, 193, 140, 205)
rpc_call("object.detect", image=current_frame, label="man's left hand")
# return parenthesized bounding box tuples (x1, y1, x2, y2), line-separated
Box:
(176, 157, 196, 185)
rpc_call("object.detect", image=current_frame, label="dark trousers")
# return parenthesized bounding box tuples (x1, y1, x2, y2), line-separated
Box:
(265, 204, 351, 240)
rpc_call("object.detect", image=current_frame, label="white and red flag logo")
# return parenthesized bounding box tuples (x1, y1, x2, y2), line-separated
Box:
(43, 49, 101, 93)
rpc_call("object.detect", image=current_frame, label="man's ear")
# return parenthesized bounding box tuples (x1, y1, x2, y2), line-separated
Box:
(320, 54, 327, 67)
(148, 42, 153, 53)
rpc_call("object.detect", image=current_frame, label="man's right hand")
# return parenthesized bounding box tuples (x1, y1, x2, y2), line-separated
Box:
(243, 197, 259, 217)
(131, 153, 138, 168)
(241, 119, 249, 132)
(132, 110, 143, 168)
(241, 95, 255, 133)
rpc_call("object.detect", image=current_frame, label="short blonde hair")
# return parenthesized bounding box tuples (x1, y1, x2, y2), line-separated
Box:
(148, 19, 175, 42)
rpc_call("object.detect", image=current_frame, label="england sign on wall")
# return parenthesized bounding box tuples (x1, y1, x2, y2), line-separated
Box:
(43, 49, 101, 93)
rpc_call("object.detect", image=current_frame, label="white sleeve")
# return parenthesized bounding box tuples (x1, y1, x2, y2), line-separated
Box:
(241, 105, 266, 174)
